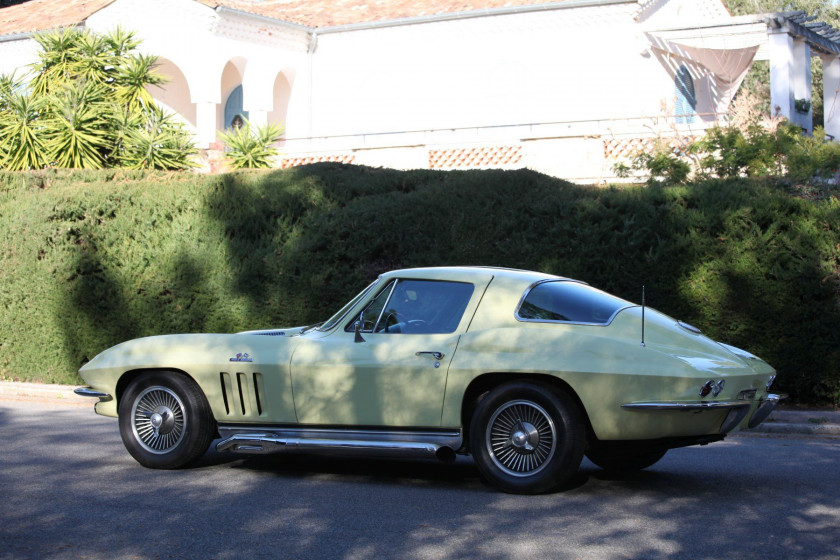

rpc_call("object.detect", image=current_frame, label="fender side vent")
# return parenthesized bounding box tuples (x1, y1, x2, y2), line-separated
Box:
(220, 372, 232, 414)
(236, 372, 248, 415)
(220, 371, 264, 417)
(253, 372, 263, 415)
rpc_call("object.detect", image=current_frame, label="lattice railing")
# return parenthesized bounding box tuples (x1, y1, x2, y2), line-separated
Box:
(428, 145, 522, 169)
(280, 155, 356, 169)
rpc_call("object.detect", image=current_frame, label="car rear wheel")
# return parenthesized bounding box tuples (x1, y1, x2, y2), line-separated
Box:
(469, 381, 585, 494)
(118, 371, 215, 469)
(586, 444, 667, 472)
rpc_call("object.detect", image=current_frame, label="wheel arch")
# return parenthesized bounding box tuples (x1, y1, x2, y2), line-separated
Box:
(460, 372, 594, 451)
(115, 368, 218, 437)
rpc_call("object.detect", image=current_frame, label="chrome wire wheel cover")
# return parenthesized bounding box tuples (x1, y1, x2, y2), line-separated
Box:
(486, 399, 557, 477)
(131, 386, 187, 454)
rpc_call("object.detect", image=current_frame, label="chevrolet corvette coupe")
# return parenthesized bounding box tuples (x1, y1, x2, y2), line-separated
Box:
(76, 267, 781, 494)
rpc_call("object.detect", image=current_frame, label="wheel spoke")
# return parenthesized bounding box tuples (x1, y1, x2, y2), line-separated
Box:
(131, 386, 187, 455)
(485, 399, 557, 477)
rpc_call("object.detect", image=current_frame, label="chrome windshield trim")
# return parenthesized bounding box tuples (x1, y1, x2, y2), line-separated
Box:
(622, 401, 751, 411)
(74, 387, 112, 400)
(514, 279, 635, 327)
(371, 279, 399, 333)
(318, 279, 379, 332)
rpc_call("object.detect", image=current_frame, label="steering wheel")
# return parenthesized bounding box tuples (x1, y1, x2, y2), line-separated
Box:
(383, 312, 402, 333)
(405, 319, 429, 333)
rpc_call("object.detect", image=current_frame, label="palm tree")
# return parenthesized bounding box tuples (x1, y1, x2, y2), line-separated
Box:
(0, 27, 195, 170)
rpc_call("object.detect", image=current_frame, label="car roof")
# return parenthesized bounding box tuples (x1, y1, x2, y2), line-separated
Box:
(380, 266, 567, 284)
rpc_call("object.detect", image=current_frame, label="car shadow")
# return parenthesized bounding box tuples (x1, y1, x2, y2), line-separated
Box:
(195, 444, 595, 494)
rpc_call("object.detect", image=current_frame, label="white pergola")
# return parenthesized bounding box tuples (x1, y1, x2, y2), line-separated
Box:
(644, 9, 840, 139)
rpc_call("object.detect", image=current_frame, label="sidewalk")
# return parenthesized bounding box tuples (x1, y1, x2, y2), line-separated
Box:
(1, 381, 838, 435)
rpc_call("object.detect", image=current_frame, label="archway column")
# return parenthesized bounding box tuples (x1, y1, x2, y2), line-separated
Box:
(247, 110, 268, 127)
(769, 30, 795, 121)
(769, 30, 814, 133)
(793, 40, 812, 133)
(824, 55, 840, 140)
(195, 101, 219, 148)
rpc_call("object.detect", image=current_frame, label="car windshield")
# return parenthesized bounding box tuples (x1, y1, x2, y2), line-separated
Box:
(517, 280, 633, 325)
(317, 280, 379, 332)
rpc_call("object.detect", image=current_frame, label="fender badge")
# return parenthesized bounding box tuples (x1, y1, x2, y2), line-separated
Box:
(230, 353, 253, 362)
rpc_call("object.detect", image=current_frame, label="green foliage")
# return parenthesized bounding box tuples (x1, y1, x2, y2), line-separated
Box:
(632, 148, 691, 185)
(0, 166, 838, 406)
(0, 89, 49, 171)
(44, 79, 111, 169)
(120, 106, 196, 170)
(626, 116, 840, 183)
(785, 126, 840, 180)
(0, 27, 195, 171)
(218, 120, 285, 169)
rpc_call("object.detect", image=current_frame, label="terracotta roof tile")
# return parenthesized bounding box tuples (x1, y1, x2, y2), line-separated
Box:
(1, 0, 569, 36)
(198, 0, 568, 28)
(0, 0, 114, 36)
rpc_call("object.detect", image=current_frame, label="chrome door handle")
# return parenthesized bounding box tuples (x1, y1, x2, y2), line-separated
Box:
(416, 351, 444, 360)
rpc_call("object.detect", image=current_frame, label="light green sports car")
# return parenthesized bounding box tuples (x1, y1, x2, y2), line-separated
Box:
(76, 266, 781, 494)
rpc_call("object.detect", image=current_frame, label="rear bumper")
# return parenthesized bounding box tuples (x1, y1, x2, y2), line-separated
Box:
(622, 393, 784, 434)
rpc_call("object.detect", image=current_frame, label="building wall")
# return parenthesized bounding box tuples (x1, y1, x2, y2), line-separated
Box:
(0, 0, 741, 182)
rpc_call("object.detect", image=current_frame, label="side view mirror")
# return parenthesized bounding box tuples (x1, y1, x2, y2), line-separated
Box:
(354, 312, 366, 343)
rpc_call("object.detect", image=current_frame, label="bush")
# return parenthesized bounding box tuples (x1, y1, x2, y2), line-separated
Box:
(0, 165, 838, 405)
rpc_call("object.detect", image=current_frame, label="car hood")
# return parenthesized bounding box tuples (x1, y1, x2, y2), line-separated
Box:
(79, 331, 298, 374)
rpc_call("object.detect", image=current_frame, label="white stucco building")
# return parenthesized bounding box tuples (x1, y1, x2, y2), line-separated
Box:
(2, 0, 840, 181)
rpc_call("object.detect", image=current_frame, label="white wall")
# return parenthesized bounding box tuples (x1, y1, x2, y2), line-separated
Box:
(308, 3, 674, 139)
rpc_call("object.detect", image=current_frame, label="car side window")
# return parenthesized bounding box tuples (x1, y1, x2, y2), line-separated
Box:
(347, 279, 474, 334)
(516, 280, 631, 325)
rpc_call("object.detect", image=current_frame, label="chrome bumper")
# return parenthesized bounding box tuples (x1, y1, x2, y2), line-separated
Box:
(622, 394, 784, 434)
(74, 387, 112, 400)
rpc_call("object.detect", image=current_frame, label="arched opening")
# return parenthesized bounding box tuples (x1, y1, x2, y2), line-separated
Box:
(148, 58, 196, 129)
(224, 85, 249, 129)
(219, 58, 247, 130)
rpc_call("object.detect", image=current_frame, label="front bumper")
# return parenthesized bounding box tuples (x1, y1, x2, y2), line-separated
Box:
(74, 386, 112, 400)
(622, 393, 784, 434)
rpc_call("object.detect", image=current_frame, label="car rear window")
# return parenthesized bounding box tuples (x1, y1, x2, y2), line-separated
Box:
(516, 281, 632, 325)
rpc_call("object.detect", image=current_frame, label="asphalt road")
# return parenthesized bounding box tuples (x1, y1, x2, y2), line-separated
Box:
(1, 401, 839, 560)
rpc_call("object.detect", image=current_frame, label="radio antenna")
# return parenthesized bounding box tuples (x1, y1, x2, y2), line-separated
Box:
(641, 285, 646, 348)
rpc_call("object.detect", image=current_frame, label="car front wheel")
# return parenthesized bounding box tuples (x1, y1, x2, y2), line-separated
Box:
(118, 371, 215, 469)
(469, 381, 585, 494)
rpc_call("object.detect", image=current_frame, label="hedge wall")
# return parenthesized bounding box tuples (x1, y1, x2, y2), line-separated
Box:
(1, 165, 838, 404)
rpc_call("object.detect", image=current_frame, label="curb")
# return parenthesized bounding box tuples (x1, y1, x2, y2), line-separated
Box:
(0, 381, 89, 406)
(747, 422, 840, 436)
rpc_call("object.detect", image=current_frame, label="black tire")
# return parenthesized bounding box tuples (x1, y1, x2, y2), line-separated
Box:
(118, 371, 215, 469)
(469, 381, 585, 494)
(586, 444, 667, 472)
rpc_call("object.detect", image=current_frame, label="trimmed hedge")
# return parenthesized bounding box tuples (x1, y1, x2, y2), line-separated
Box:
(1, 165, 838, 405)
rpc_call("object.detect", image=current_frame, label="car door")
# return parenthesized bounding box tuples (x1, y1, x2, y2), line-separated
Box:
(290, 275, 490, 427)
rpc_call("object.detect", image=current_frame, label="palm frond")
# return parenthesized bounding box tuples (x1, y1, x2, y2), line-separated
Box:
(0, 92, 49, 170)
(116, 54, 166, 112)
(43, 80, 111, 169)
(104, 27, 141, 58)
(121, 105, 197, 170)
(219, 120, 285, 169)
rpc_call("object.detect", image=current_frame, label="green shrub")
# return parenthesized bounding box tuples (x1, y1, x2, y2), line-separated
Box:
(0, 165, 838, 405)
(218, 120, 285, 169)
